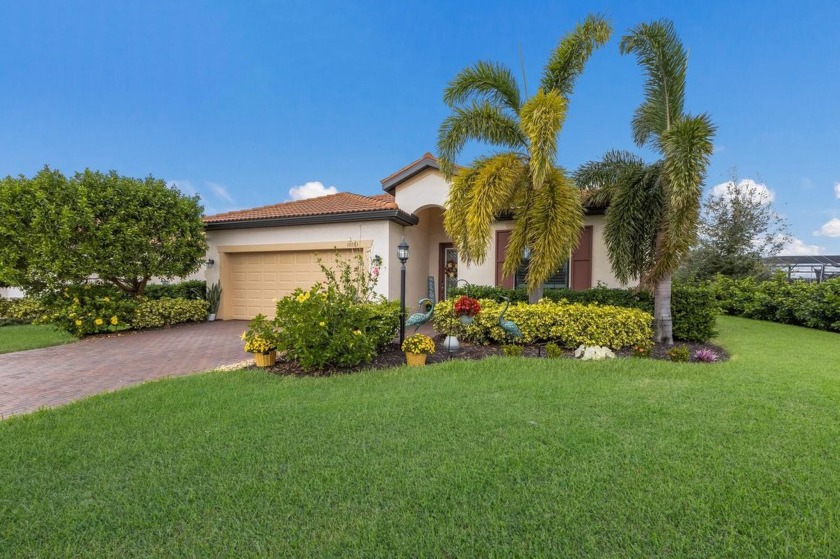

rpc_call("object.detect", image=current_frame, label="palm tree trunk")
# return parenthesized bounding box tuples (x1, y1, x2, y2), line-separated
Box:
(653, 272, 673, 345)
(528, 284, 544, 304)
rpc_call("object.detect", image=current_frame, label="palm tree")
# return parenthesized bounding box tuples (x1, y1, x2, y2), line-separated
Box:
(574, 20, 715, 344)
(437, 14, 611, 302)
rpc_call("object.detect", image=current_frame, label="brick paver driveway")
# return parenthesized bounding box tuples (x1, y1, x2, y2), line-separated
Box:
(0, 320, 248, 418)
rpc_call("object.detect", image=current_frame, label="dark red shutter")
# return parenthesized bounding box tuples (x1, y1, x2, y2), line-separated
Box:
(495, 230, 514, 289)
(571, 226, 593, 291)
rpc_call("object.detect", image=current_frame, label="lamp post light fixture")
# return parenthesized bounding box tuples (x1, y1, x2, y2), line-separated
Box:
(398, 237, 410, 344)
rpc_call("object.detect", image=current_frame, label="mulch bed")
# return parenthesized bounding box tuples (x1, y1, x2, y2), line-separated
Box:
(265, 333, 728, 377)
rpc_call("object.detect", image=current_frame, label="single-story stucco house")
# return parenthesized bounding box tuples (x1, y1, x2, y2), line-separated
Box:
(204, 153, 622, 320)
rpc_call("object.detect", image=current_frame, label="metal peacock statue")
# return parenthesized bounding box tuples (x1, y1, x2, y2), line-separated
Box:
(498, 297, 522, 342)
(406, 298, 434, 333)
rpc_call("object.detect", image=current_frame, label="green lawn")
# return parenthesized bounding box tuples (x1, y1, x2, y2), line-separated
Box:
(0, 323, 76, 354)
(1, 316, 839, 557)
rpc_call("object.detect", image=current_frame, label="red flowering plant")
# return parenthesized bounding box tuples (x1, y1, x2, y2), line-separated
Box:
(453, 295, 481, 318)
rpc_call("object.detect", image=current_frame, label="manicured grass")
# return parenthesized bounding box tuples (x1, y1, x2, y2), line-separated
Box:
(0, 323, 76, 354)
(2, 316, 840, 557)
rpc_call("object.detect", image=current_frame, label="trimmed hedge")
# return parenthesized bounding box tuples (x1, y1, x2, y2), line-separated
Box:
(132, 298, 210, 329)
(433, 298, 653, 350)
(450, 283, 717, 342)
(144, 280, 206, 300)
(712, 275, 840, 332)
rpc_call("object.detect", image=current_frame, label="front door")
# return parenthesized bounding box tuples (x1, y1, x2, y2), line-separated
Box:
(439, 243, 458, 301)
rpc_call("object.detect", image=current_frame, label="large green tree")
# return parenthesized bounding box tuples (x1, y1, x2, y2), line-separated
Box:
(437, 14, 611, 302)
(574, 20, 715, 344)
(677, 173, 790, 281)
(0, 167, 207, 296)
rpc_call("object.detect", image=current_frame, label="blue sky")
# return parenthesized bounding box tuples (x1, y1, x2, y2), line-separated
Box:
(1, 0, 838, 254)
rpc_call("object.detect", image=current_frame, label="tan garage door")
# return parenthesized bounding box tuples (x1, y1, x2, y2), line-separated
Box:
(228, 249, 354, 319)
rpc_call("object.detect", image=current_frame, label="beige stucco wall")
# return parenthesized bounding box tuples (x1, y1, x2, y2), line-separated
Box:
(392, 169, 450, 215)
(205, 220, 393, 300)
(457, 214, 623, 289)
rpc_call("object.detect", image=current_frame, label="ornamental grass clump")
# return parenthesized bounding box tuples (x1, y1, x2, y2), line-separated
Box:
(693, 348, 718, 362)
(401, 333, 435, 355)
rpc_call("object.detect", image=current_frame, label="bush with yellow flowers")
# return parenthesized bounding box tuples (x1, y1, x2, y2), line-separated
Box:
(274, 284, 399, 371)
(433, 298, 653, 350)
(37, 283, 135, 336)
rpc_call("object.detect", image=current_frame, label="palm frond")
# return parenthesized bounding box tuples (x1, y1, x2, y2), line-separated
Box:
(601, 161, 665, 284)
(653, 113, 716, 279)
(504, 168, 583, 290)
(444, 155, 525, 265)
(436, 101, 527, 178)
(519, 89, 567, 190)
(443, 60, 522, 112)
(464, 153, 527, 265)
(573, 150, 645, 207)
(619, 19, 687, 149)
(540, 14, 612, 99)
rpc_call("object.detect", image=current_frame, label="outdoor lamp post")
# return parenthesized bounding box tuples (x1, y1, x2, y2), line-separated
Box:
(397, 237, 410, 344)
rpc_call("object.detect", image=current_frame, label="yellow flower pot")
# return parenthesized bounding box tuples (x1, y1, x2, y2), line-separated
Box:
(405, 352, 427, 367)
(254, 351, 276, 368)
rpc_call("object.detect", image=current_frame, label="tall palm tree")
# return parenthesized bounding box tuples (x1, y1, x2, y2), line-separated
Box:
(437, 14, 611, 302)
(574, 20, 715, 344)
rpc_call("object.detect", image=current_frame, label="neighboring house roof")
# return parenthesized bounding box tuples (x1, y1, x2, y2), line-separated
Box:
(203, 192, 418, 230)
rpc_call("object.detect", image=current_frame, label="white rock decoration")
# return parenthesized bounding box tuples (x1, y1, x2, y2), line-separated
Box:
(574, 345, 616, 361)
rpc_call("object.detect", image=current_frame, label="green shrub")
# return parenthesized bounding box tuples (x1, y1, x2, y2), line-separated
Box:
(0, 297, 46, 323)
(364, 301, 401, 350)
(671, 283, 718, 342)
(544, 342, 563, 358)
(132, 297, 209, 329)
(144, 280, 206, 300)
(712, 275, 840, 333)
(433, 298, 653, 350)
(274, 286, 398, 371)
(667, 345, 690, 363)
(543, 284, 654, 312)
(501, 344, 523, 357)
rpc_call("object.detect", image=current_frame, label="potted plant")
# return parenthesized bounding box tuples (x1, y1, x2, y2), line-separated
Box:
(453, 295, 480, 325)
(241, 314, 278, 367)
(206, 281, 222, 321)
(401, 333, 435, 366)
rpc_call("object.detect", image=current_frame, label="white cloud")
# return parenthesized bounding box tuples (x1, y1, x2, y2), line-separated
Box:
(780, 237, 825, 256)
(289, 181, 339, 201)
(207, 181, 234, 204)
(814, 218, 840, 238)
(834, 182, 840, 199)
(711, 178, 775, 204)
